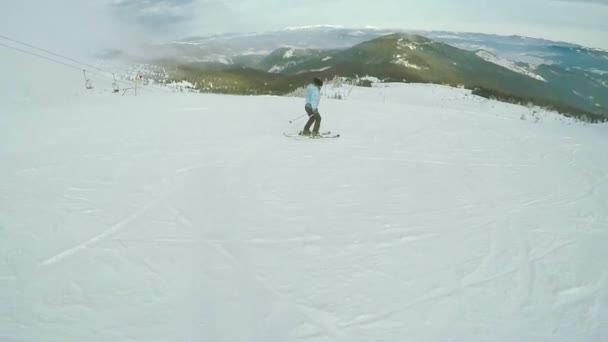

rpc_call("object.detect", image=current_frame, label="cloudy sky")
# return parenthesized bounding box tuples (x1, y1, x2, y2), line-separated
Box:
(103, 0, 608, 47)
(1, 0, 607, 50)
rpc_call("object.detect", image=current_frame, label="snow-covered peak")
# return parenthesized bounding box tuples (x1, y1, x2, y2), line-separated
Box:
(396, 38, 418, 51)
(284, 24, 344, 31)
(587, 47, 608, 53)
(391, 38, 427, 70)
(169, 41, 200, 46)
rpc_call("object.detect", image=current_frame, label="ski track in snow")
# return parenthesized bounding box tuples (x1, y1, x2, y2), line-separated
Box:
(1, 83, 607, 341)
(166, 203, 347, 340)
(39, 196, 164, 267)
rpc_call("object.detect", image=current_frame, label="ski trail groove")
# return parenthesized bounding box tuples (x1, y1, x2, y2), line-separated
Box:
(207, 240, 345, 340)
(39, 197, 163, 267)
(165, 205, 346, 339)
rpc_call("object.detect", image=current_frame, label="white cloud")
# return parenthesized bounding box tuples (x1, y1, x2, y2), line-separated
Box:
(1, 0, 607, 53)
(0, 1, 147, 55)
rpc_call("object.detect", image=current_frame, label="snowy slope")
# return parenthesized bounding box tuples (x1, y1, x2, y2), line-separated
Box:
(476, 50, 547, 82)
(391, 38, 428, 70)
(1, 83, 608, 342)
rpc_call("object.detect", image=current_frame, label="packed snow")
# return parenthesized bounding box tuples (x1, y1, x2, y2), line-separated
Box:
(1, 82, 607, 342)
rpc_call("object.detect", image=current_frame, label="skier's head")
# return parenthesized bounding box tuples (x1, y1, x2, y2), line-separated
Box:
(313, 77, 323, 88)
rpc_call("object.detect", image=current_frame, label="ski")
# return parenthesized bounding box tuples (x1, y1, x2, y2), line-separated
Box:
(312, 133, 341, 139)
(283, 131, 340, 140)
(283, 131, 332, 137)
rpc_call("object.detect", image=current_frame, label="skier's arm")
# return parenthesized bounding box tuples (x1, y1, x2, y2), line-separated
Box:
(311, 87, 320, 110)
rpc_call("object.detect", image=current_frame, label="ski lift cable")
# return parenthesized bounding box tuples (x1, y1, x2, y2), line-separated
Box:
(1, 42, 101, 92)
(0, 42, 87, 71)
(0, 41, 123, 82)
(0, 34, 108, 74)
(0, 35, 165, 92)
(0, 41, 99, 91)
(0, 41, 164, 93)
(0, 41, 115, 82)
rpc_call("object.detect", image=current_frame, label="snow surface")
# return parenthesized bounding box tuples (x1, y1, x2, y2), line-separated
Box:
(239, 50, 272, 56)
(269, 63, 300, 74)
(310, 66, 333, 72)
(585, 68, 608, 76)
(392, 56, 424, 70)
(268, 65, 285, 73)
(476, 50, 547, 82)
(284, 25, 345, 31)
(283, 48, 296, 59)
(392, 39, 427, 70)
(348, 31, 367, 37)
(190, 55, 233, 65)
(1, 83, 608, 342)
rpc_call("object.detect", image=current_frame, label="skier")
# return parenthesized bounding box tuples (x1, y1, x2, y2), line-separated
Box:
(301, 77, 323, 136)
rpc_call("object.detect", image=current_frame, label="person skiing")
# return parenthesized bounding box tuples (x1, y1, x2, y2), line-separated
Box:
(301, 77, 323, 136)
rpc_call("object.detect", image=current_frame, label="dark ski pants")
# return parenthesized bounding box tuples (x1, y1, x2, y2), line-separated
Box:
(303, 104, 321, 133)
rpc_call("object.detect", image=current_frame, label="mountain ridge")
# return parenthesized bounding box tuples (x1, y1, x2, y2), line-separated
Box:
(139, 30, 607, 120)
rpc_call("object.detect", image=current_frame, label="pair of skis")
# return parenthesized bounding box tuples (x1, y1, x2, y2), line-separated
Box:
(283, 131, 341, 140)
